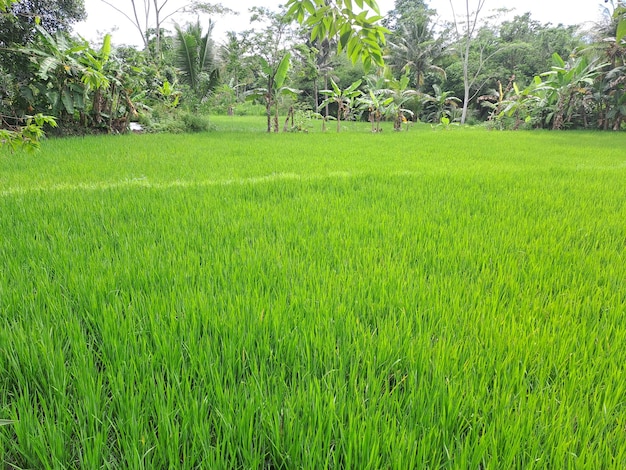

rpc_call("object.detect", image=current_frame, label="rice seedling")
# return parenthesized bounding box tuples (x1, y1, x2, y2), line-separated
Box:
(1, 123, 625, 468)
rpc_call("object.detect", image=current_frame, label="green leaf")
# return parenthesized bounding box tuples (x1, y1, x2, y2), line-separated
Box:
(551, 52, 565, 68)
(100, 34, 111, 62)
(345, 79, 362, 94)
(363, 0, 380, 12)
(304, 0, 316, 15)
(62, 89, 75, 114)
(617, 18, 626, 43)
(310, 24, 320, 42)
(258, 56, 271, 76)
(339, 28, 352, 51)
(286, 1, 300, 17)
(274, 53, 291, 89)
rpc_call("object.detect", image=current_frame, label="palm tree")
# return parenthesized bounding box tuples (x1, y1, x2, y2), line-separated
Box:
(218, 31, 254, 101)
(173, 19, 219, 103)
(386, 21, 445, 91)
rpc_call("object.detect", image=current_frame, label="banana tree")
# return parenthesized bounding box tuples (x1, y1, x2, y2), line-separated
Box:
(21, 27, 139, 132)
(319, 78, 362, 132)
(483, 78, 544, 129)
(420, 84, 461, 124)
(78, 34, 113, 127)
(358, 74, 391, 132)
(357, 89, 393, 133)
(386, 70, 418, 130)
(538, 53, 608, 129)
(23, 25, 88, 119)
(247, 53, 294, 133)
(605, 9, 626, 130)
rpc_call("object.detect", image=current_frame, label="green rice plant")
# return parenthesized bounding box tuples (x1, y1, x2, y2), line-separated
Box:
(1, 123, 625, 468)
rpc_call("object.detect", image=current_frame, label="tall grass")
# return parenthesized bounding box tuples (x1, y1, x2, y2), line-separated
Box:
(1, 123, 626, 468)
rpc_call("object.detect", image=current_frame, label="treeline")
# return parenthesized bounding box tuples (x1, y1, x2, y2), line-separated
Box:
(1, 0, 625, 141)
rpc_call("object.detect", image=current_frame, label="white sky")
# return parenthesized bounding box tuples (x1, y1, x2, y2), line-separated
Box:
(73, 0, 608, 47)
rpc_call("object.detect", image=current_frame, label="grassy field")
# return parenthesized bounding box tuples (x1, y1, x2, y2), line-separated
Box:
(1, 119, 626, 468)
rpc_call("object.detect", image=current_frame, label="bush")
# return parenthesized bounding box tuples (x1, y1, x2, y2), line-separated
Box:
(181, 112, 212, 132)
(140, 109, 213, 134)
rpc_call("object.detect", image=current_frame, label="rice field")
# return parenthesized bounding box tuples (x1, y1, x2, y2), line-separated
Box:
(1, 120, 626, 468)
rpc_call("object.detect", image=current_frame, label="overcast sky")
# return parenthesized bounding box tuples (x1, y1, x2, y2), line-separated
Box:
(73, 0, 609, 47)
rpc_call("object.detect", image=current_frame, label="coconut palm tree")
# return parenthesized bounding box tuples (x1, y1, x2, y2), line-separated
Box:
(173, 19, 219, 103)
(386, 20, 445, 91)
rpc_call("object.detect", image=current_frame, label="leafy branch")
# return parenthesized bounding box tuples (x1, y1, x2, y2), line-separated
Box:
(285, 0, 388, 71)
(0, 114, 58, 152)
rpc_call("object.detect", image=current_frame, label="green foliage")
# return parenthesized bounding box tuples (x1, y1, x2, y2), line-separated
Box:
(285, 0, 388, 71)
(15, 26, 142, 133)
(618, 20, 626, 43)
(141, 106, 212, 133)
(539, 52, 608, 130)
(173, 19, 219, 102)
(157, 80, 181, 108)
(421, 84, 461, 123)
(0, 0, 17, 11)
(288, 105, 323, 132)
(616, 5, 626, 42)
(320, 77, 362, 131)
(2, 129, 626, 466)
(385, 5, 444, 90)
(181, 112, 212, 132)
(0, 113, 57, 151)
(0, 0, 85, 46)
(3, 0, 624, 134)
(234, 101, 266, 116)
(247, 52, 298, 133)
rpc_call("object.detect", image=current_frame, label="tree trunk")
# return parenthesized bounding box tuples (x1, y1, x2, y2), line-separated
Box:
(451, 0, 486, 125)
(314, 79, 319, 116)
(460, 0, 472, 125)
(266, 95, 272, 133)
(283, 106, 294, 132)
(325, 74, 329, 129)
(337, 103, 341, 132)
(274, 100, 279, 133)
